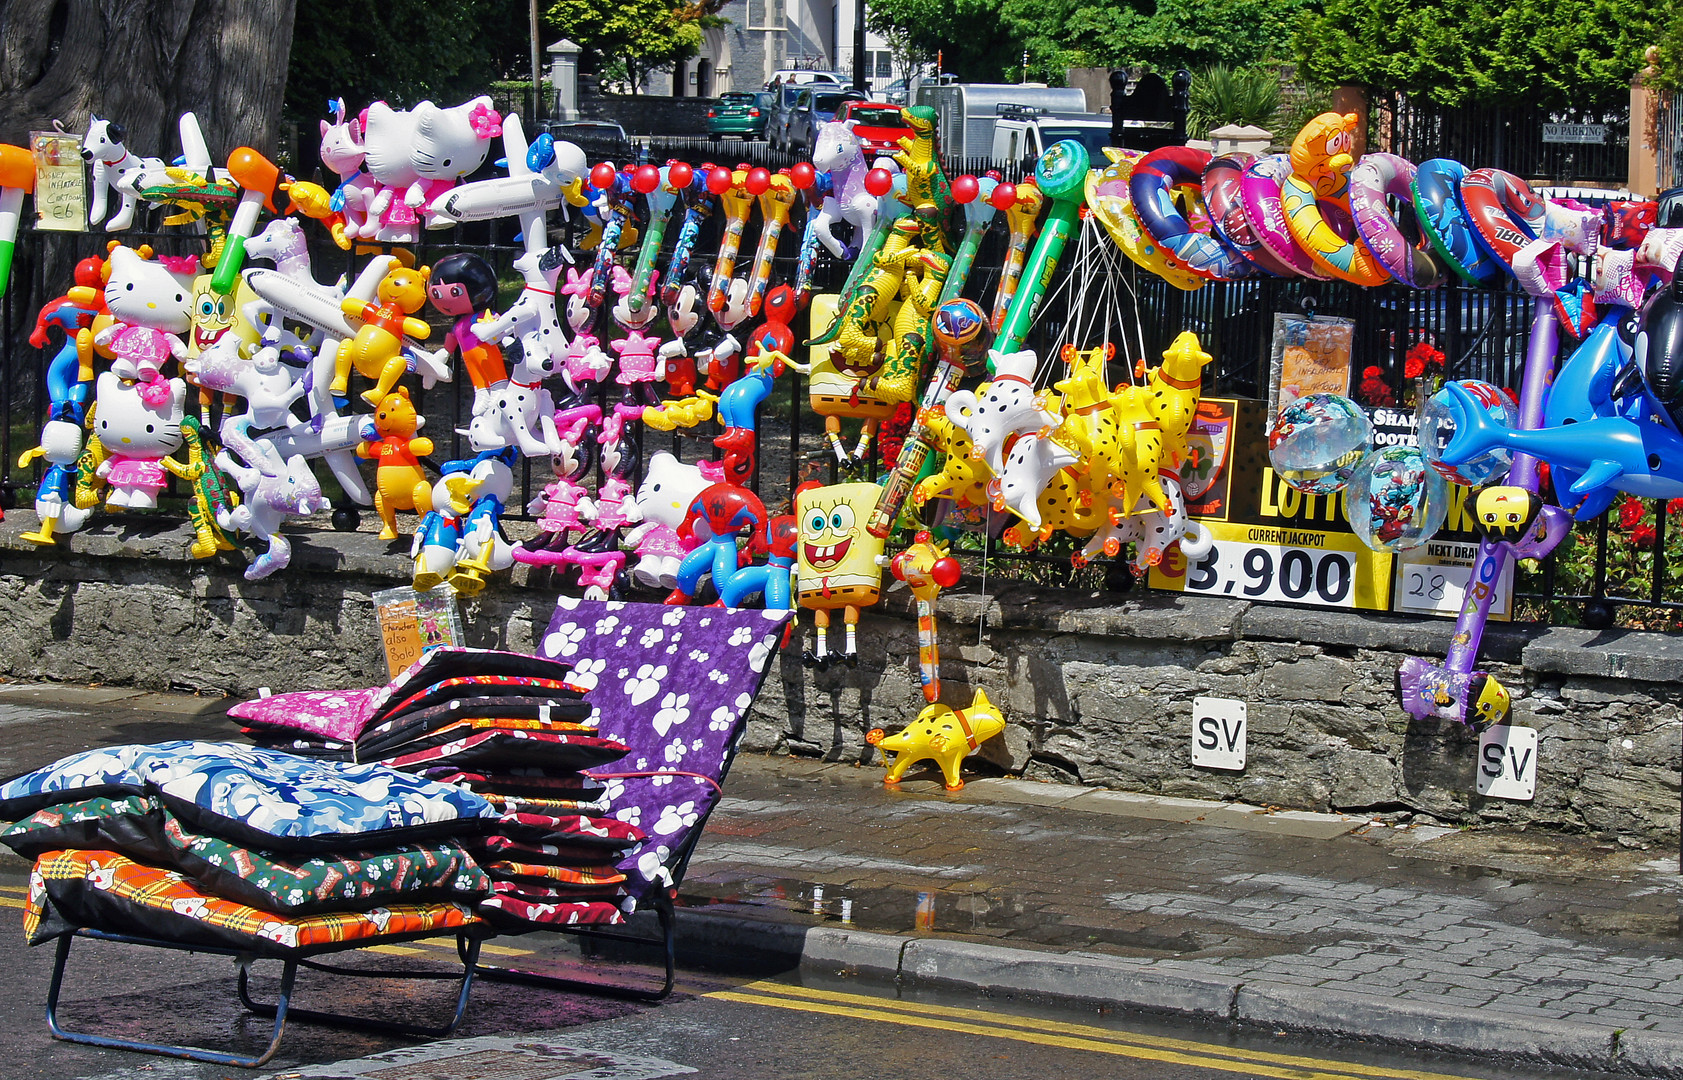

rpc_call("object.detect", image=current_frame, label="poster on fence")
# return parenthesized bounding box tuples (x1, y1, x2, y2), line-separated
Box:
(1151, 397, 1394, 611)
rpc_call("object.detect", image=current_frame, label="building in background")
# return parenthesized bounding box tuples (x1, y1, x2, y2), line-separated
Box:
(672, 0, 900, 96)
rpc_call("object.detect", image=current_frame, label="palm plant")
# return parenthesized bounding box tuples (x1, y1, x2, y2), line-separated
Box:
(1187, 63, 1282, 139)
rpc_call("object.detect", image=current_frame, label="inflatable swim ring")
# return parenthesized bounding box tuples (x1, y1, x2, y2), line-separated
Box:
(1348, 152, 1443, 289)
(1129, 145, 1257, 280)
(1459, 167, 1545, 274)
(1204, 153, 1297, 277)
(1239, 154, 1327, 279)
(1409, 159, 1501, 285)
(1086, 149, 1206, 292)
(1280, 112, 1389, 286)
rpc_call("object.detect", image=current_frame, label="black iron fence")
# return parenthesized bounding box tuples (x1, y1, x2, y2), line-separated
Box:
(0, 165, 1665, 627)
(1381, 93, 1631, 186)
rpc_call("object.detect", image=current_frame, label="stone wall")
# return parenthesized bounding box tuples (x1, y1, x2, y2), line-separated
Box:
(577, 89, 711, 137)
(1, 518, 1678, 846)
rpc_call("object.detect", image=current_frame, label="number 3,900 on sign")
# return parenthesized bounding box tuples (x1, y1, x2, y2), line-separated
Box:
(1184, 541, 1356, 606)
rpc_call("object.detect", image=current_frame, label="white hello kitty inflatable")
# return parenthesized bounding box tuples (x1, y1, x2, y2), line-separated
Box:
(92, 370, 186, 509)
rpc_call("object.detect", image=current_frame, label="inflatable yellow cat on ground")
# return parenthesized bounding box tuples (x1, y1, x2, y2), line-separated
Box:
(867, 688, 1007, 790)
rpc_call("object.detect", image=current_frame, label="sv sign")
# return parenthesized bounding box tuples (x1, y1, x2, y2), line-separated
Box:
(1476, 725, 1538, 801)
(1191, 696, 1247, 771)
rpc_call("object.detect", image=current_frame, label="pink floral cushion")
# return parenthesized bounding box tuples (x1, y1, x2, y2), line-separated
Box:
(228, 690, 381, 743)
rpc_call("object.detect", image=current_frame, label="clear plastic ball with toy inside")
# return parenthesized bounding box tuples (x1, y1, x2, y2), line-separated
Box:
(1268, 393, 1373, 495)
(1346, 445, 1448, 553)
(1418, 379, 1513, 487)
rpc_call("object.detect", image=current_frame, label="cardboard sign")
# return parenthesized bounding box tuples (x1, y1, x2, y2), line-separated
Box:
(373, 587, 463, 677)
(1266, 313, 1355, 416)
(30, 131, 84, 232)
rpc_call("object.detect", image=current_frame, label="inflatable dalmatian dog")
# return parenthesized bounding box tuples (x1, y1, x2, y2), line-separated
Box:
(943, 348, 1059, 477)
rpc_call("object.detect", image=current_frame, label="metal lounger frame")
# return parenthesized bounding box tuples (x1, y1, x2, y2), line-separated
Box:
(45, 926, 483, 1069)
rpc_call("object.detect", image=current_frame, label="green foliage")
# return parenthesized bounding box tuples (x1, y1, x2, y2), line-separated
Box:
(1186, 63, 1282, 138)
(1516, 496, 1683, 631)
(1294, 0, 1658, 107)
(1039, 0, 1315, 73)
(545, 0, 707, 93)
(865, 7, 937, 87)
(868, 0, 1311, 84)
(285, 0, 531, 122)
(860, 0, 1023, 83)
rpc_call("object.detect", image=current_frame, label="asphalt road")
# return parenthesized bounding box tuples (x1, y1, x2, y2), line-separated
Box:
(0, 903, 1631, 1080)
(0, 686, 1642, 1080)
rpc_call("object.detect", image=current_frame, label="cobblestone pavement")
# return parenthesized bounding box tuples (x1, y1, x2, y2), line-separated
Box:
(1, 683, 1679, 1052)
(686, 755, 1683, 1037)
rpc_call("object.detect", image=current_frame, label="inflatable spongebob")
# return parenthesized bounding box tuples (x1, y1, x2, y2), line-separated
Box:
(796, 482, 889, 669)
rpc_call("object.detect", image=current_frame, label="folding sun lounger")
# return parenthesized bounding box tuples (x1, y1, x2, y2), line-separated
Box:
(16, 601, 791, 1067)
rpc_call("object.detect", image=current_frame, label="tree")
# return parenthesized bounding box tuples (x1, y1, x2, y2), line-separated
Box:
(285, 0, 531, 124)
(859, 0, 1019, 83)
(1294, 0, 1657, 107)
(866, 15, 934, 89)
(1186, 63, 1282, 138)
(0, 0, 297, 154)
(545, 0, 713, 94)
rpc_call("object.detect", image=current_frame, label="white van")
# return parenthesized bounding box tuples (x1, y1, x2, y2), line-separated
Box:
(989, 104, 1114, 168)
(915, 82, 1091, 160)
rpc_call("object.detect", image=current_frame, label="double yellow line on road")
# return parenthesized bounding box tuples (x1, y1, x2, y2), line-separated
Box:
(710, 980, 1485, 1080)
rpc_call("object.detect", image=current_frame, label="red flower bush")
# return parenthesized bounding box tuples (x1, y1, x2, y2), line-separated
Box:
(1619, 496, 1646, 529)
(1633, 522, 1658, 549)
(1404, 342, 1446, 380)
(1358, 365, 1394, 407)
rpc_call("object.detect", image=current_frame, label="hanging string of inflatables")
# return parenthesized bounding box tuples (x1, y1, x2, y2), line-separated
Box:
(11, 93, 1682, 770)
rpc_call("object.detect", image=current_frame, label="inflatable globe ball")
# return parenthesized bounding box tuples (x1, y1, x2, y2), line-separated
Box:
(1418, 379, 1514, 487)
(1268, 393, 1374, 495)
(1347, 445, 1448, 553)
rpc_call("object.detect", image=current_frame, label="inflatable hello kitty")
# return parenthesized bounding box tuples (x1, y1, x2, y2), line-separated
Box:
(92, 370, 186, 509)
(622, 452, 710, 589)
(94, 247, 193, 397)
(363, 97, 501, 242)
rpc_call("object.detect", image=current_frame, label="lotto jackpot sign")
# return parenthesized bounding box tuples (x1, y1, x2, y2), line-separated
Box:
(1150, 399, 1394, 611)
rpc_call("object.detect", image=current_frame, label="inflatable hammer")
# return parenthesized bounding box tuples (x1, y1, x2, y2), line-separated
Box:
(211, 147, 285, 295)
(0, 144, 36, 298)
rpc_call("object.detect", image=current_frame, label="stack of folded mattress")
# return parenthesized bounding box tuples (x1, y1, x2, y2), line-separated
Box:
(356, 674, 644, 929)
(0, 742, 497, 954)
(229, 648, 648, 930)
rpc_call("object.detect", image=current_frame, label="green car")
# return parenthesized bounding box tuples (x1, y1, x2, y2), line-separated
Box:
(706, 92, 774, 140)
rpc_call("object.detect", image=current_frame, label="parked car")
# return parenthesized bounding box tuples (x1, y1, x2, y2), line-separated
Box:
(545, 120, 629, 140)
(542, 119, 631, 157)
(781, 87, 868, 153)
(765, 69, 844, 89)
(766, 85, 807, 150)
(706, 92, 774, 140)
(836, 100, 913, 158)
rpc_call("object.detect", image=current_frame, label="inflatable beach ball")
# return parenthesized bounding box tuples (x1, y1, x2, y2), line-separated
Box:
(1347, 445, 1448, 553)
(1419, 379, 1513, 487)
(1268, 393, 1374, 495)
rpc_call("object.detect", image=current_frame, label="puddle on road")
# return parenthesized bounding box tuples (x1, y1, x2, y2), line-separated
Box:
(677, 875, 1205, 955)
